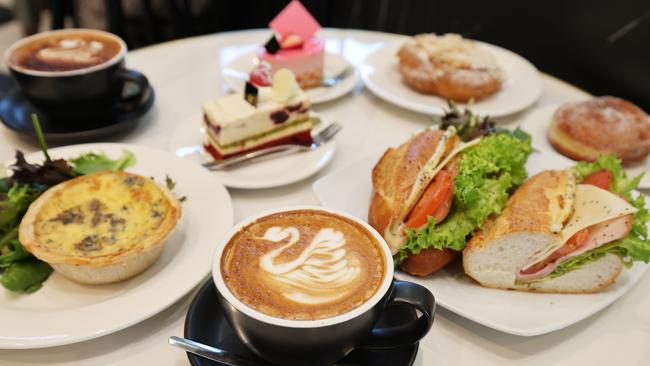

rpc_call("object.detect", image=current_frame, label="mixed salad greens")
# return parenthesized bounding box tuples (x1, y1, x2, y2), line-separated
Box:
(397, 104, 532, 263)
(0, 115, 135, 293)
(549, 155, 649, 278)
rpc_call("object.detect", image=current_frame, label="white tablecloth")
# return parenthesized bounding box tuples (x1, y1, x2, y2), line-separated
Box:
(1, 29, 648, 366)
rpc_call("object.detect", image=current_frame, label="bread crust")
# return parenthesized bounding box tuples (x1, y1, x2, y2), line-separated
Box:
(397, 33, 502, 102)
(368, 129, 447, 238)
(549, 96, 650, 165)
(464, 170, 572, 253)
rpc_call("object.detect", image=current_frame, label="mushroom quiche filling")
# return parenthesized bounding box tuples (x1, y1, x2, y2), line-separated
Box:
(33, 171, 175, 258)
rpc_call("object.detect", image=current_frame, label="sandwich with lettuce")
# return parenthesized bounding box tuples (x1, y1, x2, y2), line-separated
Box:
(463, 155, 650, 293)
(368, 105, 532, 276)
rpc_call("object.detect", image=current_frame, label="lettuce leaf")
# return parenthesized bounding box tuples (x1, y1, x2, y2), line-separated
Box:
(396, 130, 532, 263)
(69, 151, 136, 175)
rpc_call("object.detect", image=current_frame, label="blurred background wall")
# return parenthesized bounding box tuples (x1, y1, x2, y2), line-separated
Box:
(0, 0, 648, 111)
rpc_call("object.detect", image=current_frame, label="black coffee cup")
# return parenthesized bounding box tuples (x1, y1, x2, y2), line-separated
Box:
(212, 206, 435, 366)
(4, 29, 149, 122)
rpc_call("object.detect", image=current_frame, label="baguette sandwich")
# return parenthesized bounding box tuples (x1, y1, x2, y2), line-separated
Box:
(368, 111, 532, 276)
(463, 156, 650, 293)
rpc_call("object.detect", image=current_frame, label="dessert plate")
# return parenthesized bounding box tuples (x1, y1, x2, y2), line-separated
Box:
(520, 104, 650, 189)
(169, 113, 336, 189)
(311, 150, 650, 336)
(0, 143, 234, 349)
(222, 52, 359, 104)
(184, 279, 419, 366)
(359, 39, 542, 117)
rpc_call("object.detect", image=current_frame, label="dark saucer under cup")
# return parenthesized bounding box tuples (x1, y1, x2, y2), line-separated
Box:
(184, 279, 420, 366)
(0, 74, 154, 142)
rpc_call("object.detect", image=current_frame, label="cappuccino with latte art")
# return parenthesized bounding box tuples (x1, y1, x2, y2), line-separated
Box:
(221, 210, 386, 320)
(8, 31, 123, 72)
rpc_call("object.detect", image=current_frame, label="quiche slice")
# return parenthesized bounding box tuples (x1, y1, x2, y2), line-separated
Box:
(19, 171, 181, 285)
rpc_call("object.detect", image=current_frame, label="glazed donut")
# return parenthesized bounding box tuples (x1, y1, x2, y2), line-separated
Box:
(549, 96, 650, 165)
(397, 33, 503, 102)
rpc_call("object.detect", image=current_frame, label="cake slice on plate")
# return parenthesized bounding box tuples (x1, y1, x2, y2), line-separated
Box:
(202, 69, 319, 160)
(252, 0, 324, 89)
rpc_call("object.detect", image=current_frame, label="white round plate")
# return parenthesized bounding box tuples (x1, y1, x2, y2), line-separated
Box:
(520, 104, 650, 189)
(360, 39, 542, 117)
(169, 113, 337, 189)
(222, 52, 359, 104)
(0, 143, 233, 349)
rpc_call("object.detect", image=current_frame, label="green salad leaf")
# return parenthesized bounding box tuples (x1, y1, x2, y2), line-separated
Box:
(545, 156, 650, 278)
(396, 130, 532, 263)
(70, 150, 136, 175)
(573, 155, 643, 201)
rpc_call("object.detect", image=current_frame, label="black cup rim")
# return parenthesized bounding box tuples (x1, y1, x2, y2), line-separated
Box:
(4, 28, 127, 77)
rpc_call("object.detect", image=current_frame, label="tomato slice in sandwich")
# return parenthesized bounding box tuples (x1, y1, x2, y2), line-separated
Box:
(582, 170, 612, 190)
(405, 170, 454, 229)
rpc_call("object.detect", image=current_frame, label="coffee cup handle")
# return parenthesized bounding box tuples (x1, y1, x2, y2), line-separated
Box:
(115, 69, 150, 108)
(358, 280, 435, 349)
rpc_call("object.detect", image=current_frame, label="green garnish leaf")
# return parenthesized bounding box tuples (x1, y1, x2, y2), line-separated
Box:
(165, 175, 176, 191)
(69, 150, 136, 175)
(31, 114, 51, 163)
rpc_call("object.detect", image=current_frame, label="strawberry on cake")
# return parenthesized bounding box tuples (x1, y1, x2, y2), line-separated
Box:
(203, 69, 319, 160)
(253, 0, 324, 89)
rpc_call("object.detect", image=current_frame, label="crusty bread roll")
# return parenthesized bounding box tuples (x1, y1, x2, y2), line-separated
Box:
(369, 129, 454, 253)
(397, 33, 503, 102)
(369, 129, 461, 276)
(549, 96, 650, 166)
(463, 170, 623, 293)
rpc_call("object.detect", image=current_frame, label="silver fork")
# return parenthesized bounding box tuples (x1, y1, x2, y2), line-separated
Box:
(202, 123, 342, 170)
(321, 66, 354, 87)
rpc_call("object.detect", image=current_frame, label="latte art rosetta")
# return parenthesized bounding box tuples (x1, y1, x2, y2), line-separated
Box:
(259, 227, 361, 305)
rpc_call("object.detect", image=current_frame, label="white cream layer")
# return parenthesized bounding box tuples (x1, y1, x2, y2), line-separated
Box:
(202, 88, 310, 146)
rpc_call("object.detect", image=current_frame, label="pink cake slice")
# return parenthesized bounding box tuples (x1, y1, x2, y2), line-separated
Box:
(259, 37, 324, 89)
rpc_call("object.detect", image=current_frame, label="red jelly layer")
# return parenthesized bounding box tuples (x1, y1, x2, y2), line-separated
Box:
(204, 129, 313, 160)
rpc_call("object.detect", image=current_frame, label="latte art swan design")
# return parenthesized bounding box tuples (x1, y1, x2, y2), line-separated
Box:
(259, 227, 361, 305)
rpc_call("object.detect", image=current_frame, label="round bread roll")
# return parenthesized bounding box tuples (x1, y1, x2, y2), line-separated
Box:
(397, 33, 503, 102)
(549, 96, 650, 165)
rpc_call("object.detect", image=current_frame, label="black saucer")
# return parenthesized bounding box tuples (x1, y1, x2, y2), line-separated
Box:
(184, 279, 419, 366)
(0, 74, 154, 143)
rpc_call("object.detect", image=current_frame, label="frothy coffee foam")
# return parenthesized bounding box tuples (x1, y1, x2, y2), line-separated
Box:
(221, 210, 386, 321)
(36, 38, 105, 66)
(8, 30, 123, 72)
(259, 226, 361, 305)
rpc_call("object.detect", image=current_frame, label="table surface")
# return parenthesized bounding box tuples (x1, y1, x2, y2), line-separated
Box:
(1, 29, 649, 366)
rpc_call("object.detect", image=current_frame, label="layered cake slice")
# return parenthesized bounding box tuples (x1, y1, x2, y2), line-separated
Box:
(252, 0, 324, 89)
(203, 69, 318, 160)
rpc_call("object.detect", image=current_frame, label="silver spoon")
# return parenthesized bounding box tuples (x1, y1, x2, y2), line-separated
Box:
(168, 336, 265, 366)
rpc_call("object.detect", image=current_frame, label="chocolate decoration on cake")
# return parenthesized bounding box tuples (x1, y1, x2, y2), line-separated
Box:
(244, 81, 258, 107)
(264, 35, 281, 54)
